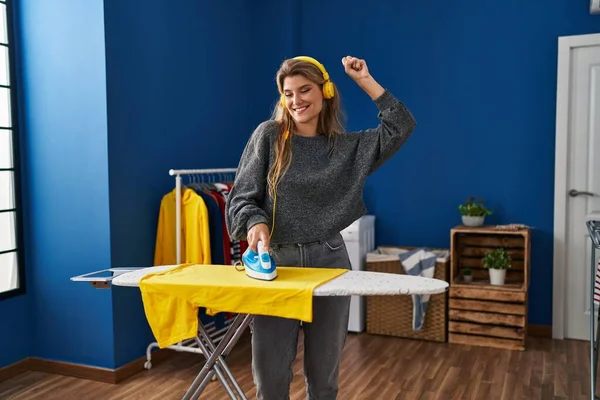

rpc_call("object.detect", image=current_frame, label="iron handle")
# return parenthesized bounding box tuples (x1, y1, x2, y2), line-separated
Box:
(569, 189, 596, 197)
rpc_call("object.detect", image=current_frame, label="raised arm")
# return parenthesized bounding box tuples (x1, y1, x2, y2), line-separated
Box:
(225, 121, 272, 242)
(342, 56, 417, 174)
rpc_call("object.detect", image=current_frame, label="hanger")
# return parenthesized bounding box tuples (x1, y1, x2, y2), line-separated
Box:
(213, 172, 229, 191)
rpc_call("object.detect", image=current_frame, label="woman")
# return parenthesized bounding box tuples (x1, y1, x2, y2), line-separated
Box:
(225, 55, 416, 399)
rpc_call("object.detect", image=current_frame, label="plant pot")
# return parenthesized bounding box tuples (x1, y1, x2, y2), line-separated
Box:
(489, 268, 506, 285)
(462, 215, 485, 226)
(463, 275, 473, 283)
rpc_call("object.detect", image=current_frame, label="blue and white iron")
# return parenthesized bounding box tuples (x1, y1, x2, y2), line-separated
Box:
(242, 241, 277, 281)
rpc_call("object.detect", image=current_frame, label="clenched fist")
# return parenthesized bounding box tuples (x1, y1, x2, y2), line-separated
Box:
(342, 55, 384, 100)
(342, 56, 371, 82)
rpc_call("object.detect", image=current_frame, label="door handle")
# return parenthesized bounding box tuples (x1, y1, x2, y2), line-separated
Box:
(569, 189, 596, 197)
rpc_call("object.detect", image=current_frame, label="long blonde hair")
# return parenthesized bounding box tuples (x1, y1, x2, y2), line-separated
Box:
(267, 58, 345, 198)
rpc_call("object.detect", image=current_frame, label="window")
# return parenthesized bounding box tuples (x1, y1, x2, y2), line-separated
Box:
(0, 0, 24, 300)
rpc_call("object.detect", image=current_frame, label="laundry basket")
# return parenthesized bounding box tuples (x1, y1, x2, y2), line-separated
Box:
(365, 246, 449, 342)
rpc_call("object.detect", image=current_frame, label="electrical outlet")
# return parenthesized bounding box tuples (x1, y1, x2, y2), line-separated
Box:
(592, 0, 600, 15)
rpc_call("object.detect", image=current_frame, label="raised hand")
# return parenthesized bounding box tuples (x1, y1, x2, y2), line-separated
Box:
(342, 56, 384, 100)
(342, 56, 370, 82)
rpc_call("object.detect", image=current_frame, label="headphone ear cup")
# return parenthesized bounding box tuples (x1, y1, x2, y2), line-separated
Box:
(323, 81, 335, 99)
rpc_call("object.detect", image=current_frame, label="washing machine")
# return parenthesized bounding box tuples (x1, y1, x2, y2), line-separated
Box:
(341, 215, 375, 332)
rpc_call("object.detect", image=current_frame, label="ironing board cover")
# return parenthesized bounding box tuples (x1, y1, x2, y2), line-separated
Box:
(111, 264, 449, 295)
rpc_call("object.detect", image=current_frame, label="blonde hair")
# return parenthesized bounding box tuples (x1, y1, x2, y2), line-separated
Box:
(267, 58, 345, 198)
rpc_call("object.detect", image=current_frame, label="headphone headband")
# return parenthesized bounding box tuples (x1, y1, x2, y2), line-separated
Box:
(293, 56, 330, 82)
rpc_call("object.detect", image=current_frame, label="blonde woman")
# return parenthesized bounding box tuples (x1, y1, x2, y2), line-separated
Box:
(226, 55, 416, 399)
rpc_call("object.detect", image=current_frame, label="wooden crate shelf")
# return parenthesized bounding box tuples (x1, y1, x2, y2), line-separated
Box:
(448, 225, 531, 351)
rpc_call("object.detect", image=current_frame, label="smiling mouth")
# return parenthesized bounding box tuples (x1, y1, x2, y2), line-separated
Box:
(294, 105, 309, 115)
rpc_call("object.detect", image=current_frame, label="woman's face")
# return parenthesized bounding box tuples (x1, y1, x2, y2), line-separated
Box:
(282, 75, 323, 126)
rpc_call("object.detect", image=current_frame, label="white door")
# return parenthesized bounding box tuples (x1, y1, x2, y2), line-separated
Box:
(554, 34, 600, 340)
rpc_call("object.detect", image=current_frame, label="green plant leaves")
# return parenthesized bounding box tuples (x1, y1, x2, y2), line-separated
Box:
(482, 248, 511, 269)
(458, 196, 492, 217)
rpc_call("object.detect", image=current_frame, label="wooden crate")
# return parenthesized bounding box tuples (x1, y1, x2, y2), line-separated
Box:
(448, 225, 531, 351)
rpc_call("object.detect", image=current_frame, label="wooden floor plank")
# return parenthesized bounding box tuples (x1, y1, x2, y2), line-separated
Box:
(0, 333, 594, 399)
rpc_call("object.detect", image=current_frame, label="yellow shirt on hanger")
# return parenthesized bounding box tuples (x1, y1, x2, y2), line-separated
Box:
(153, 188, 211, 266)
(139, 263, 348, 349)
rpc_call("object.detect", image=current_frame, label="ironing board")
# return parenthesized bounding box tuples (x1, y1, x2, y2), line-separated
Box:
(107, 265, 449, 400)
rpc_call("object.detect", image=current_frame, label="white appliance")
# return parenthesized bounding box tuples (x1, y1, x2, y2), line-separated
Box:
(341, 215, 375, 332)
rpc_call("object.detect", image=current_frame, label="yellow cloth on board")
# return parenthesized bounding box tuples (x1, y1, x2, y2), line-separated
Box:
(139, 263, 348, 349)
(153, 188, 211, 266)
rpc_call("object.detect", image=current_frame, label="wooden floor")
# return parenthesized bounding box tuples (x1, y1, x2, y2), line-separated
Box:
(0, 332, 594, 400)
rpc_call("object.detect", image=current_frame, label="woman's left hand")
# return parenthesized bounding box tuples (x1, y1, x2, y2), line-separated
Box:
(341, 55, 384, 100)
(342, 56, 370, 82)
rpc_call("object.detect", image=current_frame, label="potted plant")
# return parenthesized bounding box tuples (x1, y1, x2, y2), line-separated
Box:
(482, 248, 511, 285)
(458, 197, 492, 226)
(462, 267, 473, 282)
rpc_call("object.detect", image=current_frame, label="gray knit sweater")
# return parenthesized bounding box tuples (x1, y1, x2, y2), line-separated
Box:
(225, 90, 416, 245)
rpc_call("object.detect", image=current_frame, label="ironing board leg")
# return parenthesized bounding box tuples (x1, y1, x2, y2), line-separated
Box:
(196, 322, 246, 397)
(193, 336, 238, 399)
(181, 313, 253, 400)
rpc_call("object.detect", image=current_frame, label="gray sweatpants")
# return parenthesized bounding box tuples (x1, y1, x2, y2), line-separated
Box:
(250, 232, 352, 400)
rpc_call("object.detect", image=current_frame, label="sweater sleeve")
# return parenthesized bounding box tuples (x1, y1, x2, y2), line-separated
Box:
(225, 121, 273, 241)
(354, 90, 416, 174)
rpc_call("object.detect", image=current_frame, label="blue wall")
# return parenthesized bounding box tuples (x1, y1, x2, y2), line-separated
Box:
(297, 0, 599, 326)
(104, 0, 299, 365)
(13, 0, 114, 368)
(0, 295, 29, 367)
(103, 0, 261, 367)
(2, 0, 599, 371)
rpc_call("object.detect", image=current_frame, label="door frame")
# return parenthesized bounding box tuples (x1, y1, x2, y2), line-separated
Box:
(553, 33, 600, 340)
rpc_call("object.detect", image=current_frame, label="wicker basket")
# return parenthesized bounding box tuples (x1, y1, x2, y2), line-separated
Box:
(365, 246, 450, 342)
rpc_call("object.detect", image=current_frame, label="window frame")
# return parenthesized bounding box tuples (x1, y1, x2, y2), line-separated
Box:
(0, 0, 25, 301)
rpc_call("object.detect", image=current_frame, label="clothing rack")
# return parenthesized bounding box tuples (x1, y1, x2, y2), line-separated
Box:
(587, 214, 600, 400)
(169, 168, 237, 264)
(144, 167, 237, 371)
